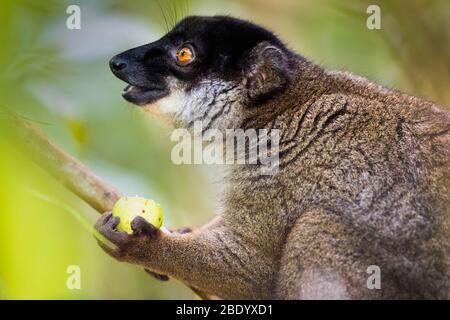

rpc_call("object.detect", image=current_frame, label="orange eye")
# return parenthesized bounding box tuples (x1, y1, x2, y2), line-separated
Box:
(177, 47, 194, 64)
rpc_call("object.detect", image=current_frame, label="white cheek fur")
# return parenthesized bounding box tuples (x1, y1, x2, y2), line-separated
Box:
(145, 78, 242, 127)
(153, 89, 186, 114)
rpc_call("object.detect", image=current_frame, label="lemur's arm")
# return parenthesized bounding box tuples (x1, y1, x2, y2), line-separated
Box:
(95, 213, 269, 299)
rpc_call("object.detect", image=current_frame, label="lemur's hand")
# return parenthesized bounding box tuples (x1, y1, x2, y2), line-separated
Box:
(95, 212, 192, 282)
(95, 211, 159, 262)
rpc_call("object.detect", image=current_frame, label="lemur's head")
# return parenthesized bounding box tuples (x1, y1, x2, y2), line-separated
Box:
(110, 16, 293, 128)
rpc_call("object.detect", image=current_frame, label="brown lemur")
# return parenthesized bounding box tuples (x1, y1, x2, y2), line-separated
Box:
(96, 16, 450, 299)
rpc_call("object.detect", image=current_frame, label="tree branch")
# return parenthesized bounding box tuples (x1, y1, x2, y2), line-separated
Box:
(13, 118, 215, 300)
(14, 119, 121, 213)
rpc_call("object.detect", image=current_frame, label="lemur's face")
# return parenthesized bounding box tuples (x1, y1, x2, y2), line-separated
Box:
(110, 16, 291, 127)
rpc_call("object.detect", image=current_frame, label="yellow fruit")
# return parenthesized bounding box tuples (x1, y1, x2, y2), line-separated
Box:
(112, 196, 163, 234)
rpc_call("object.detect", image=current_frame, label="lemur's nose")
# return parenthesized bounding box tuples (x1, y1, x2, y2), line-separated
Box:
(109, 56, 127, 73)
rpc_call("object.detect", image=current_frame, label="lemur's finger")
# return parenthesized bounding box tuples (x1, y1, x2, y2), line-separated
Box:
(171, 227, 192, 234)
(95, 211, 113, 229)
(95, 212, 129, 245)
(144, 269, 169, 281)
(131, 216, 158, 237)
(107, 216, 120, 229)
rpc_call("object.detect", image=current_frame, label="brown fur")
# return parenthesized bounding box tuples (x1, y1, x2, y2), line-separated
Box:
(97, 56, 450, 299)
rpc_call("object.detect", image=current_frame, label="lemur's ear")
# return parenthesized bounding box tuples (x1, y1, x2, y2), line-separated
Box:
(241, 41, 291, 104)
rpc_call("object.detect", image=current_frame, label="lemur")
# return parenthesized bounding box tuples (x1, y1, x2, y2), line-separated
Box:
(96, 16, 450, 299)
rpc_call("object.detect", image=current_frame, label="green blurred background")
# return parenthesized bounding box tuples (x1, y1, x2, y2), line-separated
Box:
(0, 0, 448, 299)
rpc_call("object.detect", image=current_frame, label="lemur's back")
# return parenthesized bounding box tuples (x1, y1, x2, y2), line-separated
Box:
(224, 62, 450, 299)
(228, 64, 450, 299)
